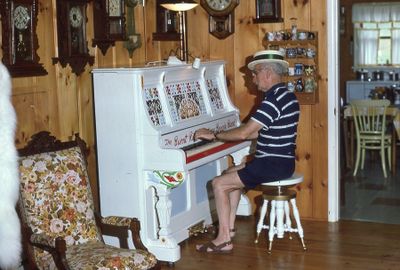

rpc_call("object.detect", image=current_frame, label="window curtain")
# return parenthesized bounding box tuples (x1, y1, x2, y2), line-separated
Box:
(392, 29, 400, 65)
(354, 29, 379, 66)
(352, 3, 400, 66)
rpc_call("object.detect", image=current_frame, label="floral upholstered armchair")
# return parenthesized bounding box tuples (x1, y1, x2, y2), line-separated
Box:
(18, 131, 160, 270)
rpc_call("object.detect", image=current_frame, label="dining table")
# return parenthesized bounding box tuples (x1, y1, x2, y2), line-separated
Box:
(342, 104, 400, 176)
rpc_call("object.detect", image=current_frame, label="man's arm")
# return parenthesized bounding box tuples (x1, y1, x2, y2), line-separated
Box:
(195, 119, 262, 141)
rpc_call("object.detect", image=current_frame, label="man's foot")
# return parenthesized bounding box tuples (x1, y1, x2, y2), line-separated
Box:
(196, 240, 233, 254)
(230, 228, 236, 238)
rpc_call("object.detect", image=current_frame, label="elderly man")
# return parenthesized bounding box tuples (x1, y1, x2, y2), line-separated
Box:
(195, 50, 300, 254)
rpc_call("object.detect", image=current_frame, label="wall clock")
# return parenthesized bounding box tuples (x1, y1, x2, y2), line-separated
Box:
(53, 0, 94, 76)
(93, 0, 127, 55)
(0, 0, 47, 77)
(200, 0, 239, 39)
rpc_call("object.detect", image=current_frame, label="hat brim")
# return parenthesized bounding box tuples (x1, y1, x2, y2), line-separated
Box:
(247, 59, 289, 70)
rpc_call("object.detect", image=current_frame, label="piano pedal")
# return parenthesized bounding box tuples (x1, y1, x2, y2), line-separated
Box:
(188, 221, 206, 237)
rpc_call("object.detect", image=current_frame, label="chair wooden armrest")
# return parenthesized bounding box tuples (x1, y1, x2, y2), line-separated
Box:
(22, 225, 70, 269)
(95, 214, 148, 251)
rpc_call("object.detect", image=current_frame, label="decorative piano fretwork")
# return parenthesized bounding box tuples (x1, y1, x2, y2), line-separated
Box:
(165, 81, 207, 122)
(144, 87, 166, 127)
(205, 77, 224, 112)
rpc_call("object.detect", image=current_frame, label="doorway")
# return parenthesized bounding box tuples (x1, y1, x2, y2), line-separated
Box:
(338, 0, 400, 225)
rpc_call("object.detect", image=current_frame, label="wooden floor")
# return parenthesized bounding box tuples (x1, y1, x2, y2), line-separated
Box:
(160, 216, 400, 270)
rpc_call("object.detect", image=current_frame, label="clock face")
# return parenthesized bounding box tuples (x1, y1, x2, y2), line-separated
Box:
(14, 5, 31, 30)
(69, 6, 83, 28)
(205, 0, 233, 11)
(108, 0, 121, 17)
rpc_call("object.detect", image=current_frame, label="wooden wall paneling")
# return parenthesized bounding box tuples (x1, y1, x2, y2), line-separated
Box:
(12, 86, 51, 146)
(187, 7, 209, 60)
(295, 106, 314, 218)
(54, 69, 80, 140)
(309, 0, 328, 220)
(37, 0, 59, 136)
(132, 4, 146, 65)
(76, 70, 99, 210)
(283, 0, 309, 30)
(144, 0, 158, 61)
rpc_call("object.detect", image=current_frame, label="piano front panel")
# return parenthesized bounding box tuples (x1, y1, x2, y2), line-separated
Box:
(205, 77, 225, 113)
(143, 86, 167, 127)
(166, 158, 227, 243)
(164, 80, 207, 123)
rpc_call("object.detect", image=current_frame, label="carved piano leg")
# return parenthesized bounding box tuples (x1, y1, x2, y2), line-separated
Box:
(230, 146, 252, 216)
(147, 183, 180, 262)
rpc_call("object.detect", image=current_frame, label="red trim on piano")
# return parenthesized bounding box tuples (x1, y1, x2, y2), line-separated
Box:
(186, 141, 243, 163)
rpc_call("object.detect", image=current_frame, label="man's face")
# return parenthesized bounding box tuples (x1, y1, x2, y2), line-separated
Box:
(252, 64, 269, 91)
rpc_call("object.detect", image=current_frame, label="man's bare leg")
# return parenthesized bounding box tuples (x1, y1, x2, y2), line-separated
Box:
(196, 171, 244, 252)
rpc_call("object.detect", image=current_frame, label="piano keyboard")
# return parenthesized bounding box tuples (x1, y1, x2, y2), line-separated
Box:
(185, 140, 243, 163)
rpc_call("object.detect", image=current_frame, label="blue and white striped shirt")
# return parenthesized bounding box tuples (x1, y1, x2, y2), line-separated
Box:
(251, 83, 300, 159)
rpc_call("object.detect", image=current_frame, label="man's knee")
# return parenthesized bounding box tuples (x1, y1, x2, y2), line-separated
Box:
(212, 176, 224, 191)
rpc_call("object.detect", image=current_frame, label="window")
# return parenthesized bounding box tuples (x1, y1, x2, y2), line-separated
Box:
(352, 3, 400, 68)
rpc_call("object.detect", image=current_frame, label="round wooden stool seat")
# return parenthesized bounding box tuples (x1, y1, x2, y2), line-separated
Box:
(254, 173, 306, 253)
(261, 188, 297, 201)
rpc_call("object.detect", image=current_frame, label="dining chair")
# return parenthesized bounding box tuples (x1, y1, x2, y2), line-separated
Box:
(350, 99, 392, 178)
(18, 131, 160, 269)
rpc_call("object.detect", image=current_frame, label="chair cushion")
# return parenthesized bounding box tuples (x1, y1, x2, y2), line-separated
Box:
(38, 241, 158, 270)
(19, 146, 102, 265)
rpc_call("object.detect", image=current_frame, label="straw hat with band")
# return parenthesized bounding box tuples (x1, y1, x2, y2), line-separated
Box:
(247, 50, 289, 70)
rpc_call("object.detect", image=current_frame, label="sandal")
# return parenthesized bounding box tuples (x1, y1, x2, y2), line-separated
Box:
(196, 241, 233, 254)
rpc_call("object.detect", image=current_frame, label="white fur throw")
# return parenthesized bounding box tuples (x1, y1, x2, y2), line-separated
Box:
(0, 63, 22, 269)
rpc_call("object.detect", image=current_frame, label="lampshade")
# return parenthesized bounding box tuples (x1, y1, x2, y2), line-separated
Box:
(161, 0, 198, 11)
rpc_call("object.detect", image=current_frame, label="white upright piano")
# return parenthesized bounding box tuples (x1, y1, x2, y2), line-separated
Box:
(92, 60, 251, 263)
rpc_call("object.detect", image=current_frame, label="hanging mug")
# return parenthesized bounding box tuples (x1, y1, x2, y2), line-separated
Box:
(287, 81, 295, 92)
(305, 78, 316, 92)
(306, 48, 316, 58)
(286, 48, 297, 58)
(288, 67, 295, 76)
(267, 32, 275, 41)
(294, 63, 303, 75)
(304, 65, 315, 76)
(295, 78, 304, 92)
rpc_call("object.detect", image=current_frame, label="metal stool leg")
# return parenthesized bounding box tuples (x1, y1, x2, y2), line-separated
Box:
(255, 199, 268, 244)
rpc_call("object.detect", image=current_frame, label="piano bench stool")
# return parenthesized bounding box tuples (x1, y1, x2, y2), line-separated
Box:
(253, 173, 306, 253)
